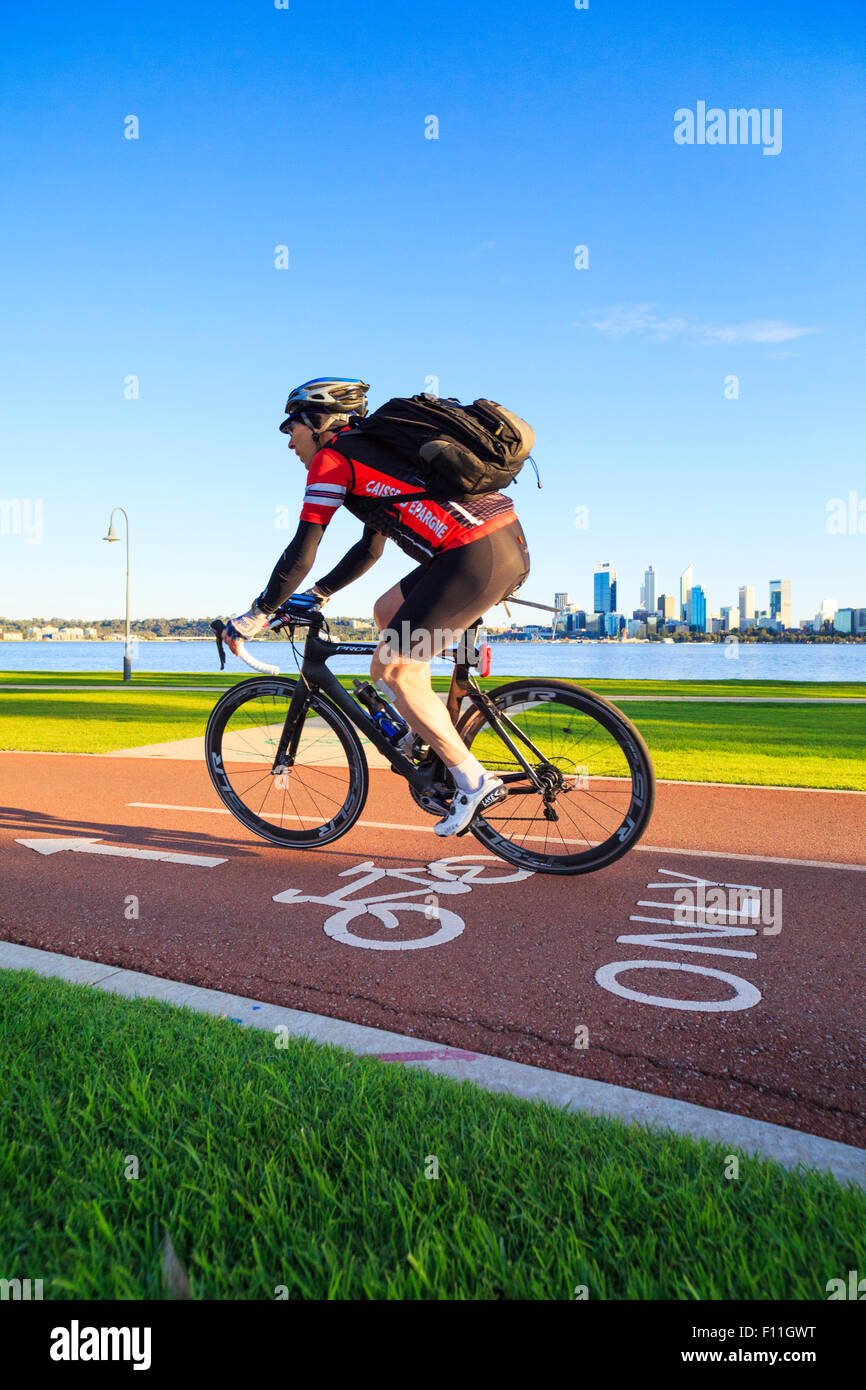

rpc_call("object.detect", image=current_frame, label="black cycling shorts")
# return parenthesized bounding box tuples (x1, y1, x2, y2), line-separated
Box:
(379, 518, 530, 660)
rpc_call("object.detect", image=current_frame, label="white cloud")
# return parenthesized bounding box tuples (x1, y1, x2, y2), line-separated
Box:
(698, 320, 819, 345)
(587, 303, 689, 340)
(584, 303, 819, 347)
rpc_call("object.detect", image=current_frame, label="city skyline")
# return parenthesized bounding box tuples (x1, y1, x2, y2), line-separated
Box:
(568, 562, 863, 635)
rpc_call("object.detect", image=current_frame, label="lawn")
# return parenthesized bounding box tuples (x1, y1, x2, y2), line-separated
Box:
(1, 969, 862, 1300)
(1, 674, 864, 789)
(3, 668, 866, 698)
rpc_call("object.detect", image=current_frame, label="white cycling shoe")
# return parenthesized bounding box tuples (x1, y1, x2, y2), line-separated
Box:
(434, 773, 507, 837)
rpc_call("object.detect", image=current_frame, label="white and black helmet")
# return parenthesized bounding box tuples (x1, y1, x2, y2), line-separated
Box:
(280, 377, 370, 434)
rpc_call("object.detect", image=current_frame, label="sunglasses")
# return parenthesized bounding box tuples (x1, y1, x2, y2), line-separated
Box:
(279, 414, 308, 435)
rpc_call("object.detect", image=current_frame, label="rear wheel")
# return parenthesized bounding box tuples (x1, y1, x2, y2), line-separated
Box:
(456, 678, 655, 875)
(205, 677, 368, 847)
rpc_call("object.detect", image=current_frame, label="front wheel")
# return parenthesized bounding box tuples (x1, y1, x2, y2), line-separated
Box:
(205, 677, 368, 847)
(456, 678, 655, 875)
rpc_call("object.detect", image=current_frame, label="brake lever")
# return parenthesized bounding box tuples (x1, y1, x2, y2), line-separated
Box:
(211, 619, 226, 671)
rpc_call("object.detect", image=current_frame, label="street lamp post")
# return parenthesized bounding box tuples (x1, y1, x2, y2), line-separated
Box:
(102, 507, 132, 682)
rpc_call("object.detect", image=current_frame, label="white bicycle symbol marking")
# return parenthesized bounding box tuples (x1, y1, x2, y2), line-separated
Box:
(273, 854, 533, 950)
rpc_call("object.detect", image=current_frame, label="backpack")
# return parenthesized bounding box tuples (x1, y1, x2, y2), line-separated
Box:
(339, 393, 536, 501)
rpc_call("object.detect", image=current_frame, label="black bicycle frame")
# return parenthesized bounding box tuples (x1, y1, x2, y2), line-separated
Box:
(268, 610, 549, 796)
(269, 615, 434, 792)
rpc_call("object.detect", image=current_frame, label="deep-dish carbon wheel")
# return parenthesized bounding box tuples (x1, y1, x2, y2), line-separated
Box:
(205, 677, 368, 847)
(456, 678, 655, 875)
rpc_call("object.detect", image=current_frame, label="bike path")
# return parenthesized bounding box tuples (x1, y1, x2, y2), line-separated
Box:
(1, 751, 864, 1151)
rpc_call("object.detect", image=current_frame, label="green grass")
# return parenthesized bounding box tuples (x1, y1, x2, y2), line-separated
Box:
(3, 668, 866, 698)
(0, 669, 245, 688)
(614, 700, 866, 790)
(2, 674, 864, 789)
(0, 690, 219, 753)
(1, 969, 863, 1300)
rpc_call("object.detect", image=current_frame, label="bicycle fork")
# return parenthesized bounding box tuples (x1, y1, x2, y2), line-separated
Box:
(269, 677, 314, 775)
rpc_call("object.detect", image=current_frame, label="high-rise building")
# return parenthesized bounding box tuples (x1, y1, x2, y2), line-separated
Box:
(640, 565, 656, 614)
(720, 605, 739, 631)
(834, 609, 854, 634)
(769, 579, 792, 629)
(738, 585, 755, 628)
(554, 592, 569, 612)
(657, 593, 676, 620)
(680, 564, 693, 621)
(593, 563, 616, 614)
(814, 598, 838, 630)
(689, 585, 707, 632)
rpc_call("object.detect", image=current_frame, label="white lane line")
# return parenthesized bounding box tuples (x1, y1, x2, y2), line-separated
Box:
(125, 803, 866, 872)
(636, 845, 866, 872)
(130, 801, 237, 814)
(655, 779, 865, 795)
(15, 836, 226, 866)
(1, 940, 863, 1189)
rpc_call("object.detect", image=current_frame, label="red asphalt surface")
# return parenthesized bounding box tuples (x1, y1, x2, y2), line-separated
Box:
(2, 751, 865, 1149)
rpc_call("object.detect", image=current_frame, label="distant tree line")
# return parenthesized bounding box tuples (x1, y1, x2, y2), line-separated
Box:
(2, 616, 860, 645)
(0, 615, 377, 640)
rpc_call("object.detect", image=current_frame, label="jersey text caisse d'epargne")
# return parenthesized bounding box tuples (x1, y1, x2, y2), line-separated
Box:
(301, 429, 517, 564)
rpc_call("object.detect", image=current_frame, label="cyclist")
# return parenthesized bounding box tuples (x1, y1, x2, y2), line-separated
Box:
(224, 377, 530, 836)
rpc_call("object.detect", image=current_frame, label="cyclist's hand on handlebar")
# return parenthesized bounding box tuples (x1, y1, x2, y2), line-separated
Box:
(223, 604, 271, 655)
(285, 588, 328, 613)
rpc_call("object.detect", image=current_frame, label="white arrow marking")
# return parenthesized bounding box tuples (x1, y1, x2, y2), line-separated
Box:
(15, 837, 227, 867)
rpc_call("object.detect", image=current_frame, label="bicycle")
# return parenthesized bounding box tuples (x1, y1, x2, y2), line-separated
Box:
(206, 599, 655, 876)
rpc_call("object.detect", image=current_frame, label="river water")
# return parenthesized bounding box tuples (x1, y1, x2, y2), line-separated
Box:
(1, 639, 864, 681)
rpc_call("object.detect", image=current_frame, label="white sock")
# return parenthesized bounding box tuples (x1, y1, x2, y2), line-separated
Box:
(450, 754, 486, 794)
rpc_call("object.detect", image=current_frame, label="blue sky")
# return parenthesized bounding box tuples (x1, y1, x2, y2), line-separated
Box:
(1, 0, 863, 625)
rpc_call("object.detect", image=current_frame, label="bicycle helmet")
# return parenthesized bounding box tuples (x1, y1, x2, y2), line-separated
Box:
(280, 377, 370, 433)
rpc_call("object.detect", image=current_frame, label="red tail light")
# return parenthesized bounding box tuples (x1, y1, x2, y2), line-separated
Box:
(479, 642, 492, 677)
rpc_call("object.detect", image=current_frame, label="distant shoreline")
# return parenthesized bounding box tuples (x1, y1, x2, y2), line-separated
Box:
(1, 634, 863, 647)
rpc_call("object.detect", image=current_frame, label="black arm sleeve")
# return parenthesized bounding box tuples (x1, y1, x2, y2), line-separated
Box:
(256, 520, 325, 613)
(314, 525, 386, 598)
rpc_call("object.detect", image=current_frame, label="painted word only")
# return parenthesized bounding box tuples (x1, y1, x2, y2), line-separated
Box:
(595, 866, 770, 1012)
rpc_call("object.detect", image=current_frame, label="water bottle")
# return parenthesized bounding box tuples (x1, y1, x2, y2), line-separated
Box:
(352, 680, 409, 742)
(372, 708, 408, 740)
(352, 679, 379, 712)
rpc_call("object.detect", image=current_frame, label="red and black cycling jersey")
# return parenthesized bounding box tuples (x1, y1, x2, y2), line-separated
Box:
(255, 426, 518, 613)
(303, 429, 516, 564)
